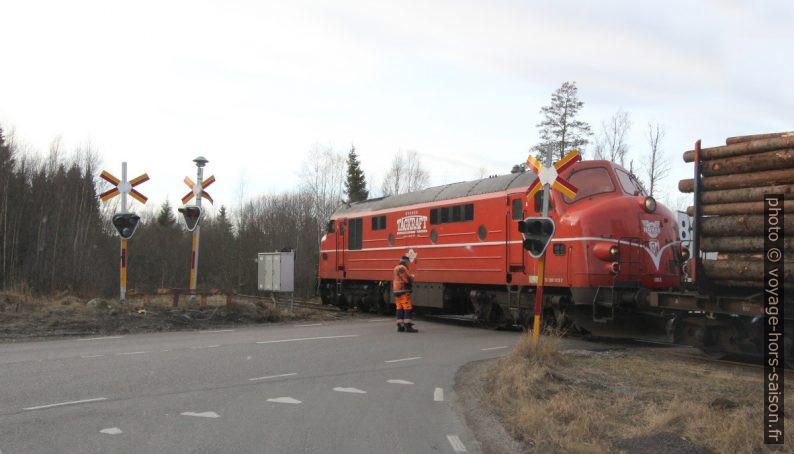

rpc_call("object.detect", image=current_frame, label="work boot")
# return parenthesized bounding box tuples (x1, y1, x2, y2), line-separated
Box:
(397, 323, 405, 332)
(405, 323, 418, 333)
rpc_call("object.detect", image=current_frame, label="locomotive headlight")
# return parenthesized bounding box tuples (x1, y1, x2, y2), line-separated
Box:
(608, 262, 620, 274)
(643, 196, 657, 213)
(609, 245, 620, 259)
(679, 247, 690, 262)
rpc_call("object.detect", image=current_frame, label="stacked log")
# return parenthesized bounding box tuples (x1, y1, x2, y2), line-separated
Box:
(679, 131, 793, 288)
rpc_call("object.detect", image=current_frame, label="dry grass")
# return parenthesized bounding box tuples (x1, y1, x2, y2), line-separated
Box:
(487, 332, 794, 453)
(0, 290, 334, 340)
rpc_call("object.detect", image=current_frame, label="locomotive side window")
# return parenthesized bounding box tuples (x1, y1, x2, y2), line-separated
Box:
(327, 220, 335, 233)
(348, 218, 363, 250)
(615, 168, 647, 196)
(511, 199, 523, 220)
(371, 215, 386, 231)
(533, 191, 553, 212)
(430, 209, 439, 225)
(452, 205, 462, 222)
(430, 204, 475, 225)
(563, 167, 616, 203)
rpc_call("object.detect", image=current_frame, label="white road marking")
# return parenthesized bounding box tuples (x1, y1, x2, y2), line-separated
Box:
(256, 334, 358, 344)
(481, 346, 508, 351)
(333, 387, 367, 394)
(161, 349, 170, 352)
(367, 319, 390, 322)
(434, 388, 444, 401)
(384, 356, 421, 363)
(181, 411, 220, 418)
(267, 397, 302, 404)
(204, 329, 234, 333)
(100, 427, 123, 435)
(387, 379, 414, 385)
(24, 397, 107, 411)
(117, 351, 149, 356)
(249, 373, 297, 381)
(81, 354, 105, 358)
(447, 435, 467, 452)
(295, 323, 322, 327)
(191, 345, 220, 349)
(78, 336, 123, 341)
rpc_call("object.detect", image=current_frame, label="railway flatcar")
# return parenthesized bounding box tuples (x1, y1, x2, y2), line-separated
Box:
(318, 159, 687, 336)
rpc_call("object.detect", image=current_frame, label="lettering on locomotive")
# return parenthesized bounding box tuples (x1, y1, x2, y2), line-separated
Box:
(397, 214, 428, 237)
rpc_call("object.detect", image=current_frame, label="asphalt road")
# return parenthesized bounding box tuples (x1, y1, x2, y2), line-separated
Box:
(0, 317, 525, 454)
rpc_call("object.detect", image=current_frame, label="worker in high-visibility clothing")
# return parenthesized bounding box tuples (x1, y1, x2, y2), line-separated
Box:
(393, 255, 418, 333)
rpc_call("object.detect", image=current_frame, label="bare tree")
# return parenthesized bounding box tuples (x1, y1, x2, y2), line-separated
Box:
(474, 165, 488, 179)
(593, 109, 631, 166)
(298, 144, 346, 244)
(381, 150, 430, 196)
(643, 122, 670, 199)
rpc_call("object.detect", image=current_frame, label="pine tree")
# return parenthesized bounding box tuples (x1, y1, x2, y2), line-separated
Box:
(534, 81, 592, 161)
(156, 199, 176, 227)
(344, 145, 368, 202)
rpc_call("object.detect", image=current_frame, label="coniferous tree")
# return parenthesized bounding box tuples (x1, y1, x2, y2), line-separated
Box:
(534, 81, 592, 161)
(344, 145, 368, 202)
(156, 199, 176, 227)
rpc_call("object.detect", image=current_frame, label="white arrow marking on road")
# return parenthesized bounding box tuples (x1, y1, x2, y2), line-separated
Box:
(481, 346, 508, 351)
(333, 387, 367, 394)
(387, 379, 414, 385)
(180, 411, 220, 418)
(447, 435, 468, 452)
(100, 427, 123, 435)
(256, 334, 358, 344)
(434, 388, 444, 401)
(267, 397, 302, 404)
(249, 373, 297, 381)
(384, 356, 421, 363)
(24, 397, 107, 411)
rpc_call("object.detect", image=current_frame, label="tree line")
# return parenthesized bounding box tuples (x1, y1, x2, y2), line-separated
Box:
(0, 129, 431, 298)
(0, 80, 672, 298)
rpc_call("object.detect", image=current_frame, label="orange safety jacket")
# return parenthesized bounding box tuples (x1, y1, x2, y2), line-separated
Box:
(393, 264, 414, 296)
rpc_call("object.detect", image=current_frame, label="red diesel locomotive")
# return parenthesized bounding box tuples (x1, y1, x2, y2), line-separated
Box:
(318, 159, 687, 334)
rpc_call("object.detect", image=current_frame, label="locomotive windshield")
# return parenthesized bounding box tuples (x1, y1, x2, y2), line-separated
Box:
(562, 167, 616, 203)
(615, 168, 647, 196)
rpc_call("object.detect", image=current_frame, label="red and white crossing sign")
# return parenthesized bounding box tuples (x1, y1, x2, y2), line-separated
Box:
(525, 150, 581, 200)
(181, 174, 215, 204)
(99, 170, 149, 203)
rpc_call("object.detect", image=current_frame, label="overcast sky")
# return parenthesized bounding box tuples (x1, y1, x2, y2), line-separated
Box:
(1, 0, 792, 215)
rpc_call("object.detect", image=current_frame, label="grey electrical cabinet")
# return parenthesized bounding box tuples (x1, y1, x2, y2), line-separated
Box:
(257, 251, 294, 292)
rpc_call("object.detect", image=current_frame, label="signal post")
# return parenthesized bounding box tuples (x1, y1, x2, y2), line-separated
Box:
(180, 156, 215, 296)
(99, 162, 149, 303)
(522, 150, 580, 341)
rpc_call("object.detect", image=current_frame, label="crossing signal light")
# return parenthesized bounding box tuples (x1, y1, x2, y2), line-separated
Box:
(179, 206, 202, 231)
(112, 213, 141, 239)
(517, 216, 555, 258)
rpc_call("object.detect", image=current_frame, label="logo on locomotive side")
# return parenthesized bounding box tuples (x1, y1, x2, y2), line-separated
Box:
(397, 214, 428, 236)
